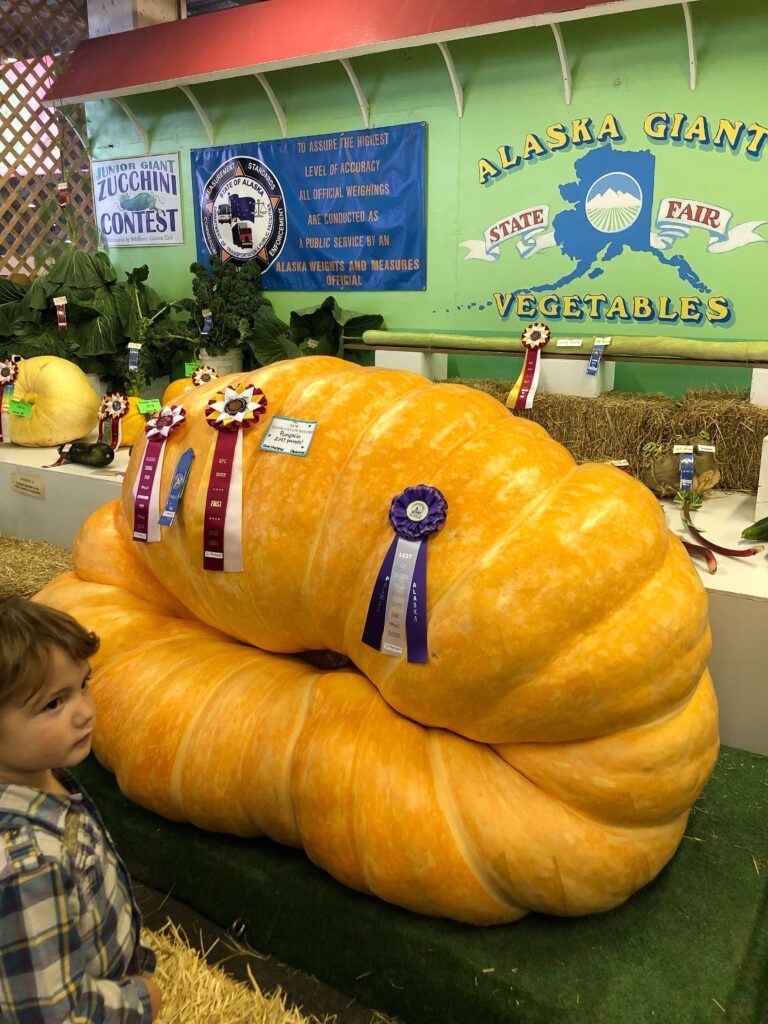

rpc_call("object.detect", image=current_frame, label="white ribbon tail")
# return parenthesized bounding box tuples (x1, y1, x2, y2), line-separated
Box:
(524, 353, 543, 410)
(459, 238, 500, 262)
(707, 220, 768, 254)
(223, 429, 244, 572)
(381, 537, 422, 658)
(650, 225, 689, 251)
(516, 229, 556, 260)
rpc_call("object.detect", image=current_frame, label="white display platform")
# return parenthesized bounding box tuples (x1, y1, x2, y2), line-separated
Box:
(374, 349, 448, 380)
(661, 490, 768, 756)
(538, 355, 615, 397)
(0, 440, 129, 548)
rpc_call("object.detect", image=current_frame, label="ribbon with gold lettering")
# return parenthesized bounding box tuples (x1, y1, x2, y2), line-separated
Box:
(132, 405, 186, 543)
(506, 322, 551, 410)
(98, 392, 129, 449)
(203, 383, 267, 571)
(0, 357, 19, 445)
(362, 484, 448, 664)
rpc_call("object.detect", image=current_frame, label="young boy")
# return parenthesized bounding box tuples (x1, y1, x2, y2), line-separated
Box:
(0, 595, 162, 1023)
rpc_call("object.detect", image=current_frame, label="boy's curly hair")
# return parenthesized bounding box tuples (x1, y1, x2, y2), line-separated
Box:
(0, 597, 99, 707)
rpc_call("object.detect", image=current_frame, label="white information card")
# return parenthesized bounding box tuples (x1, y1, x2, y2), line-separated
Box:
(260, 416, 317, 457)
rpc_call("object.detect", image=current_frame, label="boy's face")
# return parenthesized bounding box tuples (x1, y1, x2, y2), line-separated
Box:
(0, 645, 95, 788)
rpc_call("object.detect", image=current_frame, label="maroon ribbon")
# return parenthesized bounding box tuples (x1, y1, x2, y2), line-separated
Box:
(514, 347, 540, 410)
(202, 430, 239, 570)
(132, 439, 165, 542)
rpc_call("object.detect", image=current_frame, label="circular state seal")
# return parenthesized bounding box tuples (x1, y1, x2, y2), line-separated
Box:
(200, 155, 287, 270)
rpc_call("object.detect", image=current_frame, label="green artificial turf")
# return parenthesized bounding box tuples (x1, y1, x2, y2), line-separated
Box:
(74, 746, 768, 1024)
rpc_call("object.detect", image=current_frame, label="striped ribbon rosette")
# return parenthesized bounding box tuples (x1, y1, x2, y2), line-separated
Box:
(362, 484, 448, 664)
(203, 382, 267, 572)
(192, 365, 219, 387)
(98, 392, 129, 449)
(506, 322, 551, 410)
(132, 405, 187, 543)
(0, 357, 19, 444)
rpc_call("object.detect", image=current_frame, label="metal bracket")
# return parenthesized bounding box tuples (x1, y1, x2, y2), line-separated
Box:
(254, 73, 286, 138)
(682, 2, 697, 91)
(112, 97, 149, 154)
(179, 84, 213, 144)
(52, 100, 90, 154)
(340, 58, 369, 128)
(437, 41, 463, 118)
(550, 23, 572, 105)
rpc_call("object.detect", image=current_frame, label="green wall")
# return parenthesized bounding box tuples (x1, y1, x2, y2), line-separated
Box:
(85, 0, 767, 395)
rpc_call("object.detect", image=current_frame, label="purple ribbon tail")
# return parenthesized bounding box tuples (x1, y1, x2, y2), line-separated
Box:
(405, 538, 429, 664)
(362, 534, 398, 651)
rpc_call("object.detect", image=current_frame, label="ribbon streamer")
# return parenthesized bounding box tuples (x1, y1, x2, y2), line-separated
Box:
(132, 405, 186, 543)
(98, 392, 129, 449)
(0, 358, 19, 445)
(506, 323, 551, 410)
(678, 451, 695, 491)
(203, 383, 267, 571)
(362, 484, 447, 664)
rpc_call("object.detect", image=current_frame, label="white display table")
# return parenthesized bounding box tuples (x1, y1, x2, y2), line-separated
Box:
(1, 444, 765, 756)
(661, 490, 767, 756)
(0, 440, 129, 548)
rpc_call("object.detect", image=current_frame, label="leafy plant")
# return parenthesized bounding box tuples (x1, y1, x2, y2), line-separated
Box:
(189, 257, 291, 361)
(290, 296, 383, 358)
(0, 251, 197, 393)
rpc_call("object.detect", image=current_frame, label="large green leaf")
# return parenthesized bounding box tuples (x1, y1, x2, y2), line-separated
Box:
(250, 333, 304, 366)
(25, 276, 53, 312)
(111, 282, 139, 336)
(46, 249, 116, 290)
(73, 314, 123, 357)
(11, 327, 72, 359)
(0, 279, 27, 304)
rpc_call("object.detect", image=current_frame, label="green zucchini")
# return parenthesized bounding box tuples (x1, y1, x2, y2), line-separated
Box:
(63, 442, 116, 467)
(119, 192, 156, 212)
(741, 515, 768, 541)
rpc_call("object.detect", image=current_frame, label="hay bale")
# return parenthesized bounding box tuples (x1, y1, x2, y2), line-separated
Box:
(145, 923, 327, 1024)
(0, 536, 73, 597)
(451, 382, 767, 492)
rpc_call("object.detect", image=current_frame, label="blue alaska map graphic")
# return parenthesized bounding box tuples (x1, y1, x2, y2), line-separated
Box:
(530, 144, 710, 294)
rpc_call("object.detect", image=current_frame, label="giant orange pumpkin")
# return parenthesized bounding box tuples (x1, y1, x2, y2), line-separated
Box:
(38, 356, 718, 925)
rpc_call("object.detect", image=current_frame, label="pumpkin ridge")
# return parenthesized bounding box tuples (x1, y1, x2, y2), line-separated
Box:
(284, 671, 322, 844)
(427, 732, 523, 915)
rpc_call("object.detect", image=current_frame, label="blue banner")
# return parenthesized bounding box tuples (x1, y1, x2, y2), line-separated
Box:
(191, 123, 425, 291)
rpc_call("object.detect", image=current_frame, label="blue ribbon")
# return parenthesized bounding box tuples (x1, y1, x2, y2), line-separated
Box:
(158, 448, 195, 527)
(362, 484, 447, 665)
(586, 343, 606, 377)
(200, 310, 213, 336)
(679, 451, 695, 491)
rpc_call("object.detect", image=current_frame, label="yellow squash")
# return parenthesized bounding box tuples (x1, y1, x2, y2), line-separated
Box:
(10, 356, 99, 446)
(38, 357, 718, 924)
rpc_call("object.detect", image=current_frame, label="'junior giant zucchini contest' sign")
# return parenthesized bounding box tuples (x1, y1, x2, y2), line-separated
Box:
(91, 153, 183, 246)
(463, 112, 768, 326)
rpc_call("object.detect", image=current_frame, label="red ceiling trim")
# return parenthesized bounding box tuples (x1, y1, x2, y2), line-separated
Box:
(47, 0, 696, 105)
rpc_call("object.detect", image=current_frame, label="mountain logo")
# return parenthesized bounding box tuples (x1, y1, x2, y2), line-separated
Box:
(585, 172, 643, 234)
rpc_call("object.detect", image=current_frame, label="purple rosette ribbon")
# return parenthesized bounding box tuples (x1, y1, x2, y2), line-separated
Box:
(362, 484, 447, 664)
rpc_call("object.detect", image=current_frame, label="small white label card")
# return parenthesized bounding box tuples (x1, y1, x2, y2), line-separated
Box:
(11, 471, 45, 499)
(672, 444, 695, 454)
(555, 338, 583, 348)
(260, 416, 317, 457)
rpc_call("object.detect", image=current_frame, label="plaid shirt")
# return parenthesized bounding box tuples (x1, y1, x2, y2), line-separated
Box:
(0, 770, 156, 1024)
